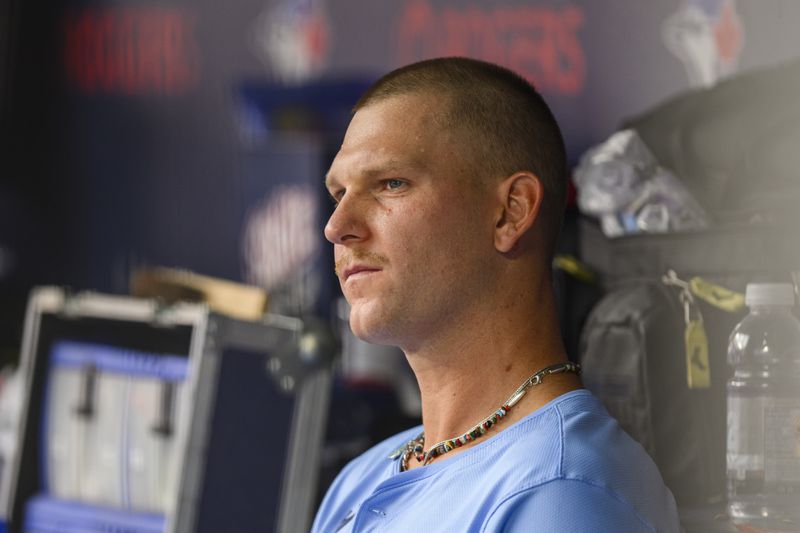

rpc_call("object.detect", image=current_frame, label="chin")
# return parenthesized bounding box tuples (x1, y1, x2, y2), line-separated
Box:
(347, 302, 398, 346)
(348, 315, 386, 345)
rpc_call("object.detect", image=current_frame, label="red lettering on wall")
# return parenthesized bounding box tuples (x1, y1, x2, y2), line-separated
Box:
(554, 6, 585, 94)
(397, 0, 437, 67)
(396, 1, 586, 96)
(63, 7, 200, 95)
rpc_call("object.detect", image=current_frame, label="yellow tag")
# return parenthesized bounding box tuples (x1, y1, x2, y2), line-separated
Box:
(685, 319, 711, 389)
(689, 277, 745, 313)
(553, 254, 596, 284)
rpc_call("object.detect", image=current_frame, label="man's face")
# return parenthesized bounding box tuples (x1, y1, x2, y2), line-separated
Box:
(324, 93, 496, 347)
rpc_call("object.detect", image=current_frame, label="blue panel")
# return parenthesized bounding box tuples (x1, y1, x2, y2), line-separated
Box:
(23, 495, 165, 533)
(49, 341, 188, 381)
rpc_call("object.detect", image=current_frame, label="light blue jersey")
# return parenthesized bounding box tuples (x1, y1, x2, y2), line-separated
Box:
(313, 389, 680, 532)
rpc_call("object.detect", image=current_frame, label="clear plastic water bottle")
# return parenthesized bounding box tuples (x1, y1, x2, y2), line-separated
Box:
(727, 283, 800, 529)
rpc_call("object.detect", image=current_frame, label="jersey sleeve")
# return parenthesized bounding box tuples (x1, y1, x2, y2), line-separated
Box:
(482, 478, 664, 533)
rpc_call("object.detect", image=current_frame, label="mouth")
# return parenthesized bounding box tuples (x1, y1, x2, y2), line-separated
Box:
(342, 264, 382, 282)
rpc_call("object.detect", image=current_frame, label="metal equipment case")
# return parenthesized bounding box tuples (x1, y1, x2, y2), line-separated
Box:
(4, 287, 333, 532)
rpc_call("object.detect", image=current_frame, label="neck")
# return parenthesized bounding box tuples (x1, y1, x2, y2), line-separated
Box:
(401, 273, 582, 461)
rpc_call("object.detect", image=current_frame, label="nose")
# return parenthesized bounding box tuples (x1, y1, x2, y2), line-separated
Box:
(324, 194, 367, 245)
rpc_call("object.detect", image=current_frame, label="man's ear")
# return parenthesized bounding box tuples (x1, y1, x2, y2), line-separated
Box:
(494, 172, 544, 253)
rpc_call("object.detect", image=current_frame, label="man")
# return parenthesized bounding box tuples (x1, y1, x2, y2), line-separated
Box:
(314, 57, 680, 532)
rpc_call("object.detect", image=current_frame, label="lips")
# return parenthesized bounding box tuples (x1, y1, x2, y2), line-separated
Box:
(342, 264, 382, 282)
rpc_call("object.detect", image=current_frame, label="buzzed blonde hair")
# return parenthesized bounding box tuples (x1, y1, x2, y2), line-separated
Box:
(355, 57, 568, 260)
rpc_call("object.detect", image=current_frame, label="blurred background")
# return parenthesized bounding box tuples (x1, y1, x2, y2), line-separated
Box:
(1, 0, 800, 532)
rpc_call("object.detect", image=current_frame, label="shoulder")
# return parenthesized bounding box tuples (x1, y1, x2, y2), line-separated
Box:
(481, 478, 665, 532)
(483, 390, 680, 532)
(478, 389, 648, 483)
(555, 391, 679, 527)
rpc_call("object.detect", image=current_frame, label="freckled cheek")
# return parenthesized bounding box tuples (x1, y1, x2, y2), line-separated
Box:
(373, 202, 423, 233)
(379, 195, 476, 250)
(426, 205, 476, 244)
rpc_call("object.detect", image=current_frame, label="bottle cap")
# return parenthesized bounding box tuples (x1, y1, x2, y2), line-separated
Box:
(745, 283, 796, 307)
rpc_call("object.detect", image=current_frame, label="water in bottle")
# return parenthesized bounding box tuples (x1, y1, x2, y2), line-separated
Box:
(727, 283, 800, 529)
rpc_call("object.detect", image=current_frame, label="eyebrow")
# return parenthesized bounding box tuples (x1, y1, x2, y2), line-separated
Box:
(324, 159, 424, 189)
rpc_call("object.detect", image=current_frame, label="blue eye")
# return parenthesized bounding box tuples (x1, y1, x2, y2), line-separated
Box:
(386, 179, 405, 190)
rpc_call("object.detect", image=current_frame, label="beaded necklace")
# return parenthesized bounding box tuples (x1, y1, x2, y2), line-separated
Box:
(393, 361, 581, 472)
